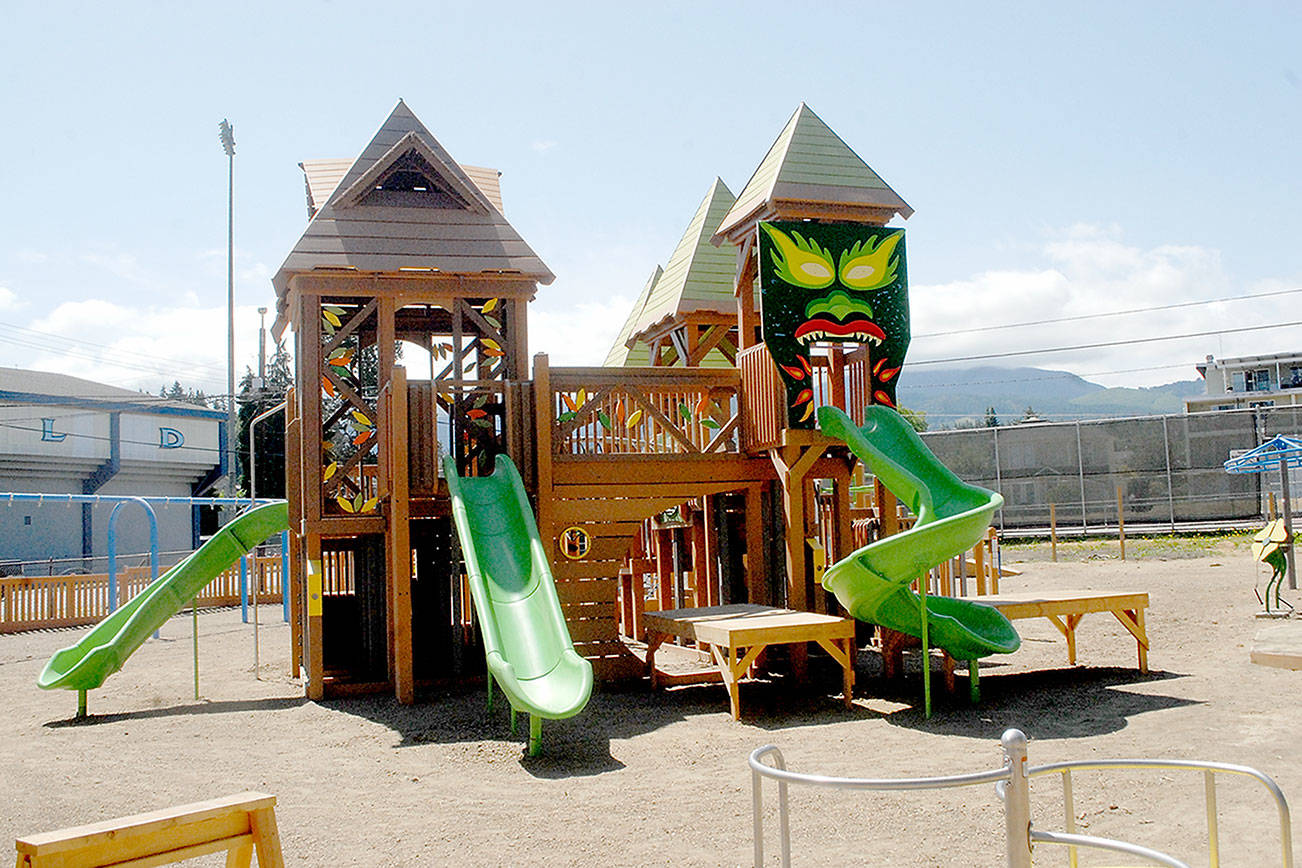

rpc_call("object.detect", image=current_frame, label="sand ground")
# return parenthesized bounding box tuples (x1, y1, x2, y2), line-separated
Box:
(2, 544, 1298, 866)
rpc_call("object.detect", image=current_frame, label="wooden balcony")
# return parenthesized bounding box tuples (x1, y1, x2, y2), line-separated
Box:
(738, 342, 871, 452)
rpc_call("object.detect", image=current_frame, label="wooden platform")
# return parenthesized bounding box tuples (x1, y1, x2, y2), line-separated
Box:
(643, 604, 856, 719)
(969, 590, 1150, 672)
(1251, 619, 1302, 670)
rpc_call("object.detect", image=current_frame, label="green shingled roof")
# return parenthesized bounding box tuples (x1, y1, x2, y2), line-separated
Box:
(604, 265, 661, 367)
(713, 103, 912, 241)
(631, 177, 738, 337)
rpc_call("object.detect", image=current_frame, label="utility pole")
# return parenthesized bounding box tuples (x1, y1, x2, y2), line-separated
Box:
(257, 306, 268, 390)
(219, 119, 236, 497)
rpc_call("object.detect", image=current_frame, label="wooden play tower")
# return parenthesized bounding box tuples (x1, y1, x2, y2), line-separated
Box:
(272, 101, 912, 703)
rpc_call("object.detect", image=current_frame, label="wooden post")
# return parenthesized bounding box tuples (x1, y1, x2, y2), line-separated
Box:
(1280, 455, 1297, 590)
(387, 366, 414, 705)
(1116, 484, 1126, 561)
(701, 496, 719, 607)
(1268, 490, 1278, 520)
(533, 353, 554, 550)
(743, 483, 766, 605)
(304, 534, 324, 701)
(1049, 503, 1058, 563)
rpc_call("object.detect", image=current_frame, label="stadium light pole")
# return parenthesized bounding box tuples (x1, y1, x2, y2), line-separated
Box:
(219, 119, 236, 498)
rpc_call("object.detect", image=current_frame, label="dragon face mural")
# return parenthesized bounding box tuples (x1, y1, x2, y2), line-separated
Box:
(757, 222, 910, 426)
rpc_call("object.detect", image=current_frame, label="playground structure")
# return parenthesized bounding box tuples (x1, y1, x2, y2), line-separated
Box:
(267, 100, 947, 706)
(750, 729, 1295, 867)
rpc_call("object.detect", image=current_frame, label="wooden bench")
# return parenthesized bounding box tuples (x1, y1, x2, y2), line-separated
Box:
(15, 791, 283, 868)
(644, 604, 856, 719)
(881, 590, 1151, 692)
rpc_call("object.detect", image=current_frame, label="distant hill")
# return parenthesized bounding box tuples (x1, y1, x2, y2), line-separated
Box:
(894, 366, 1204, 428)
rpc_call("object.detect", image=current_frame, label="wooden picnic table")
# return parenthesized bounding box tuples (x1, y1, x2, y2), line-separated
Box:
(643, 604, 856, 720)
(967, 589, 1150, 672)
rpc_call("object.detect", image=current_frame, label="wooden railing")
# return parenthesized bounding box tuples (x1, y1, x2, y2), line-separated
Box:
(0, 555, 285, 634)
(739, 342, 872, 452)
(545, 364, 742, 456)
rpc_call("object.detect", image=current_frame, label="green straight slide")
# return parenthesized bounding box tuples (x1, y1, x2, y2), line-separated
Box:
(818, 407, 1019, 705)
(38, 501, 289, 698)
(443, 455, 593, 756)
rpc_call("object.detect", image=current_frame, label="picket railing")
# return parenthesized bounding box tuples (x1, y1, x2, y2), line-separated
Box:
(0, 555, 285, 634)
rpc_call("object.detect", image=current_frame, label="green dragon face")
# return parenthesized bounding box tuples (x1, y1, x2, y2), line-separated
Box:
(758, 222, 910, 424)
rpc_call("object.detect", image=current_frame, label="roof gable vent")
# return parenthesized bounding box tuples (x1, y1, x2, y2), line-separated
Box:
(361, 149, 470, 209)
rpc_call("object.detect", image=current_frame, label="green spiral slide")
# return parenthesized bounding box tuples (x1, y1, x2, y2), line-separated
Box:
(443, 454, 593, 756)
(817, 406, 1019, 713)
(38, 501, 289, 709)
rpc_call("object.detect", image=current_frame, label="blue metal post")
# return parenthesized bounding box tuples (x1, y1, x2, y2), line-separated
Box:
(106, 498, 158, 613)
(281, 530, 290, 622)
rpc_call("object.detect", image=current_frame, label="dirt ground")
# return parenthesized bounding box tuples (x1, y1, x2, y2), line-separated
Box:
(2, 543, 1298, 866)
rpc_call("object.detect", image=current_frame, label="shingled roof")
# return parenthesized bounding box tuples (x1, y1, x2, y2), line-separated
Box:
(629, 177, 739, 339)
(603, 265, 662, 367)
(712, 103, 912, 243)
(299, 158, 504, 219)
(272, 100, 553, 298)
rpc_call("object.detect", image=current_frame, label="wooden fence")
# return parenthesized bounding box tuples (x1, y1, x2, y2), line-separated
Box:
(0, 556, 284, 634)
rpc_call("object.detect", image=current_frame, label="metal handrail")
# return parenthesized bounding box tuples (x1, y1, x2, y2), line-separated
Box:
(749, 744, 1014, 867)
(749, 730, 1293, 867)
(1028, 758, 1294, 868)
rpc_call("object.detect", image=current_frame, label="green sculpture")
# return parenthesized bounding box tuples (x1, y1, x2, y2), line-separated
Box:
(1252, 519, 1292, 615)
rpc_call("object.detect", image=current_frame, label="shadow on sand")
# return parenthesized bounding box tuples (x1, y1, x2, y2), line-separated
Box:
(44, 696, 309, 728)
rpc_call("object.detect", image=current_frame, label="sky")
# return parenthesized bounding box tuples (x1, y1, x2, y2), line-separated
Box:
(1, 2, 1299, 405)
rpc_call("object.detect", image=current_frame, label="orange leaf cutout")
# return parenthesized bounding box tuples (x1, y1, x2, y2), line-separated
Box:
(322, 376, 336, 398)
(878, 365, 900, 383)
(780, 363, 806, 380)
(695, 395, 711, 417)
(794, 389, 813, 404)
(352, 431, 371, 446)
(562, 394, 577, 413)
(467, 408, 488, 419)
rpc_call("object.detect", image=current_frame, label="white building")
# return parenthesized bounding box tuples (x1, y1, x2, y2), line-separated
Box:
(1186, 352, 1302, 413)
(0, 367, 225, 570)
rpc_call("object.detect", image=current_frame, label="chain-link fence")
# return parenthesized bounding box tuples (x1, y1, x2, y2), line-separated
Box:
(921, 406, 1302, 531)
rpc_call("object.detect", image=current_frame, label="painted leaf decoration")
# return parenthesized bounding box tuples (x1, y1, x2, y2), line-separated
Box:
(483, 315, 501, 329)
(701, 418, 720, 430)
(878, 365, 900, 383)
(873, 358, 886, 376)
(463, 361, 476, 373)
(353, 493, 365, 511)
(467, 408, 488, 419)
(597, 410, 612, 430)
(798, 402, 815, 423)
(558, 411, 576, 423)
(678, 404, 692, 422)
(350, 410, 372, 427)
(481, 338, 501, 351)
(780, 363, 806, 380)
(695, 396, 711, 417)
(794, 389, 813, 404)
(576, 388, 587, 408)
(361, 497, 378, 513)
(626, 409, 643, 427)
(800, 356, 812, 376)
(874, 390, 895, 408)
(322, 309, 341, 328)
(327, 356, 350, 368)
(322, 376, 336, 398)
(481, 346, 504, 358)
(562, 394, 577, 412)
(323, 305, 346, 315)
(481, 297, 499, 313)
(615, 401, 626, 423)
(323, 461, 338, 481)
(352, 431, 371, 446)
(336, 495, 355, 513)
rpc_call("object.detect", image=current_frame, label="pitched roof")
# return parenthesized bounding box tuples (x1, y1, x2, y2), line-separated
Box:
(300, 159, 506, 220)
(629, 178, 739, 338)
(603, 265, 662, 367)
(273, 100, 553, 296)
(712, 103, 912, 242)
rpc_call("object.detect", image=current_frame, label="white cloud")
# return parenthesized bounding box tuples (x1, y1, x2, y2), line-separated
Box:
(909, 224, 1279, 387)
(0, 286, 27, 312)
(8, 299, 282, 396)
(529, 294, 637, 367)
(531, 140, 558, 153)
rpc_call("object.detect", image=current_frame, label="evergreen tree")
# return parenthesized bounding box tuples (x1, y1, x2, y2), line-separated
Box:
(984, 406, 1000, 428)
(236, 342, 293, 498)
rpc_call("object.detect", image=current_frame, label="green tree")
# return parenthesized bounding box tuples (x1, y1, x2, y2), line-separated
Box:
(236, 342, 293, 498)
(984, 406, 1000, 428)
(159, 381, 210, 407)
(898, 406, 928, 433)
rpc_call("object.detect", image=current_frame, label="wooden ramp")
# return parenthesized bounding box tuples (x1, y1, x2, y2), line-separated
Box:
(544, 454, 775, 680)
(1251, 619, 1302, 670)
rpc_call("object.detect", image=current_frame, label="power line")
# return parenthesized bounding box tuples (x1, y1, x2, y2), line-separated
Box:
(912, 286, 1302, 340)
(909, 320, 1302, 367)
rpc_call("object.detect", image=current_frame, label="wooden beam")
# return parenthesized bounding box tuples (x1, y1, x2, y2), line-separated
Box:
(386, 366, 413, 704)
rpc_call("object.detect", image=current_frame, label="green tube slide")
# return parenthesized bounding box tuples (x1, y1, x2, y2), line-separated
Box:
(443, 454, 593, 756)
(818, 406, 1019, 672)
(38, 501, 289, 695)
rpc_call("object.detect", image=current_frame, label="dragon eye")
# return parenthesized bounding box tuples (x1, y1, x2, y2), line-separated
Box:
(761, 224, 836, 289)
(838, 232, 902, 291)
